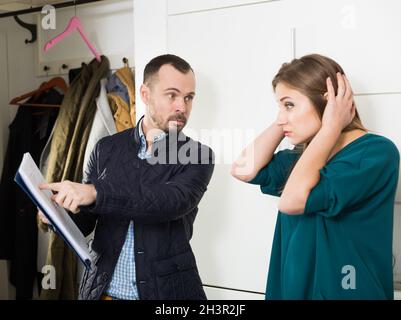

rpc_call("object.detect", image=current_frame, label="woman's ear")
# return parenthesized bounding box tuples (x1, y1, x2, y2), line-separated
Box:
(323, 92, 328, 100)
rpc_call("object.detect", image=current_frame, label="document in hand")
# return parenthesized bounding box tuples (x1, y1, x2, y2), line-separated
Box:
(14, 153, 93, 270)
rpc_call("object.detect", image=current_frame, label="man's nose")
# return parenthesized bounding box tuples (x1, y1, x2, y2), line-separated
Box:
(174, 97, 186, 113)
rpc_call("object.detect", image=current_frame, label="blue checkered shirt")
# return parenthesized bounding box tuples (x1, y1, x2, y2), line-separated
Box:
(105, 119, 166, 300)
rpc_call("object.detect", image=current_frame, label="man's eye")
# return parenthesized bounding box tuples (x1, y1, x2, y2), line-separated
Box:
(184, 96, 194, 102)
(167, 93, 176, 99)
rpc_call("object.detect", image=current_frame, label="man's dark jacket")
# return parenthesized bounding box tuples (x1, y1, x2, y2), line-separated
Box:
(76, 123, 215, 300)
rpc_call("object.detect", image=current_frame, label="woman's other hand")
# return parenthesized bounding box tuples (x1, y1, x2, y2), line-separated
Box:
(322, 72, 355, 132)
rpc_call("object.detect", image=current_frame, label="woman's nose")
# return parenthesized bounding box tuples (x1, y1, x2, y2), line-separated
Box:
(276, 109, 287, 125)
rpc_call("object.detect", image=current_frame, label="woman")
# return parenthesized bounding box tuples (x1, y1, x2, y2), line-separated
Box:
(231, 54, 400, 300)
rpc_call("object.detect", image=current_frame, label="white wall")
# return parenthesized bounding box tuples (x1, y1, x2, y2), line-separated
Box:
(0, 0, 134, 299)
(36, 0, 134, 77)
(134, 0, 401, 299)
(133, 0, 168, 119)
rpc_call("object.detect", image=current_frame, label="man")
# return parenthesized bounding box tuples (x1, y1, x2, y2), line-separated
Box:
(39, 54, 215, 300)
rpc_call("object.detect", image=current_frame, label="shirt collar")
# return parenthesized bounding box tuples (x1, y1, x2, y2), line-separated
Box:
(138, 117, 167, 145)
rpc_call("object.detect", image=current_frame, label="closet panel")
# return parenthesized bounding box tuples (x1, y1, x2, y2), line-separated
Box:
(204, 286, 264, 300)
(294, 0, 401, 94)
(168, 1, 292, 293)
(354, 94, 401, 202)
(134, 0, 168, 119)
(168, 0, 272, 15)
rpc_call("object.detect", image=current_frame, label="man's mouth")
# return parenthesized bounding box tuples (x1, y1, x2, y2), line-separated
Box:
(170, 116, 186, 126)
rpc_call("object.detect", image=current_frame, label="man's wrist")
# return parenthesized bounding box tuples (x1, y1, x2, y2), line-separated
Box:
(91, 184, 97, 202)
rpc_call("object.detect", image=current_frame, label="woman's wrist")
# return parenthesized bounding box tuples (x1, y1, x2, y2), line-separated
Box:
(270, 121, 285, 140)
(320, 123, 342, 138)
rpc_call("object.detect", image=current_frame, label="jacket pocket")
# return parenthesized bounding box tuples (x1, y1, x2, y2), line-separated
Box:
(152, 250, 204, 300)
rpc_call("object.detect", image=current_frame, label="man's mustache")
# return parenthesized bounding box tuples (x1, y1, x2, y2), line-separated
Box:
(168, 114, 187, 124)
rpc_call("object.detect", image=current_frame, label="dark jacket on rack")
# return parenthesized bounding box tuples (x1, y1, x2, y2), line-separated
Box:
(0, 89, 61, 299)
(38, 56, 110, 300)
(77, 124, 214, 300)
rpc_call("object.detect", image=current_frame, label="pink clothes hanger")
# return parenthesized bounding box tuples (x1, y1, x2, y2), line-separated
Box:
(44, 16, 101, 62)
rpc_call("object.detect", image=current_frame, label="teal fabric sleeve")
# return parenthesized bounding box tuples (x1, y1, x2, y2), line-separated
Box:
(304, 140, 400, 217)
(248, 148, 301, 197)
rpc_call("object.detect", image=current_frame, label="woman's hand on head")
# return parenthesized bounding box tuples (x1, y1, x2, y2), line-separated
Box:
(321, 72, 355, 132)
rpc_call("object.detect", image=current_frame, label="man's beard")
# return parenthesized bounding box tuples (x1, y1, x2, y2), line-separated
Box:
(151, 113, 187, 133)
(168, 114, 187, 131)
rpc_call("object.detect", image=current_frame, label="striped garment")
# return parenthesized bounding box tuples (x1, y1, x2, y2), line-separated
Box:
(105, 119, 166, 300)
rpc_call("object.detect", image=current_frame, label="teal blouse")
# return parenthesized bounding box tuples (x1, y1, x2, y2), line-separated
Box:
(250, 133, 400, 300)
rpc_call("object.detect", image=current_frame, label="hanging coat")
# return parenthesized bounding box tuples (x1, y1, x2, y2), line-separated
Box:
(38, 56, 110, 300)
(0, 89, 61, 299)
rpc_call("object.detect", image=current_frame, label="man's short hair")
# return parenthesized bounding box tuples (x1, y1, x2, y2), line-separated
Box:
(143, 54, 194, 86)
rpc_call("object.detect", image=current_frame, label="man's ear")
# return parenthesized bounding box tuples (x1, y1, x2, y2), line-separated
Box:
(140, 84, 150, 105)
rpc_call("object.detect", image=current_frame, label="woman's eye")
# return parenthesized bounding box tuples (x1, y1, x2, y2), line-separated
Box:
(284, 102, 294, 109)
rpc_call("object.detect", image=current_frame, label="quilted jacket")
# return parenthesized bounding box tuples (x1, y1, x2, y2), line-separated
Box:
(75, 124, 215, 300)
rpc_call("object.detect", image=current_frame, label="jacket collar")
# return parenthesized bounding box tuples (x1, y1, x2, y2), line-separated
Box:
(131, 115, 188, 148)
(132, 116, 142, 145)
(138, 117, 167, 144)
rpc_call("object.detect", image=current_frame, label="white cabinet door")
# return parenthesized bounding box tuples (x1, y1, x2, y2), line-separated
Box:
(168, 1, 293, 293)
(294, 0, 401, 94)
(204, 286, 264, 300)
(355, 94, 401, 202)
(140, 0, 401, 296)
(168, 0, 272, 15)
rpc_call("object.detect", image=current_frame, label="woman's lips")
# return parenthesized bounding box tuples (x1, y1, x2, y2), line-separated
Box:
(284, 131, 291, 136)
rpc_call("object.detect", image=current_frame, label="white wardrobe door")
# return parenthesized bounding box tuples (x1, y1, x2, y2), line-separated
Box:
(295, 0, 401, 94)
(168, 1, 292, 293)
(355, 94, 401, 202)
(168, 0, 272, 15)
(204, 286, 264, 300)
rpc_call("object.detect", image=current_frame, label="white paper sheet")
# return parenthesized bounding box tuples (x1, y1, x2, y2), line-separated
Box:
(15, 153, 92, 269)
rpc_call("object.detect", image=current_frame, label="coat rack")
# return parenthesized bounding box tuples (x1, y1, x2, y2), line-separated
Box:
(13, 15, 37, 44)
(0, 0, 103, 19)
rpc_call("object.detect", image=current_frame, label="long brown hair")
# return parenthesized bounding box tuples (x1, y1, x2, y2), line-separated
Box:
(272, 54, 367, 192)
(272, 54, 366, 151)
